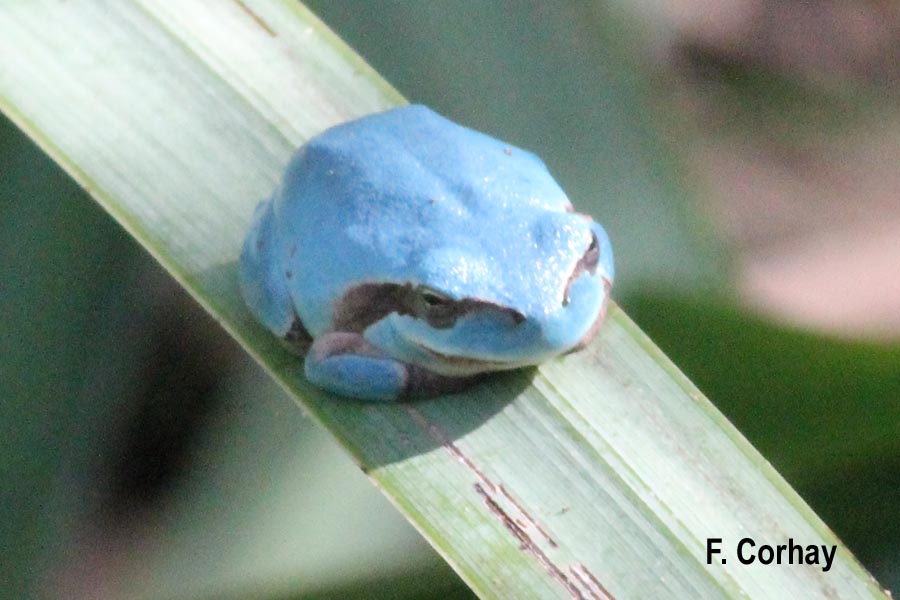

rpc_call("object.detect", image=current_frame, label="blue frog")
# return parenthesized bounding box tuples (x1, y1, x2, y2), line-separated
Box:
(240, 105, 613, 400)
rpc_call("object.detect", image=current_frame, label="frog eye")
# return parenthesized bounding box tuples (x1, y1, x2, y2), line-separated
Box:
(420, 288, 451, 307)
(413, 286, 459, 328)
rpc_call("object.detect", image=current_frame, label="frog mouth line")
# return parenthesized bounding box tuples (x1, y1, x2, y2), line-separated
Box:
(412, 341, 519, 372)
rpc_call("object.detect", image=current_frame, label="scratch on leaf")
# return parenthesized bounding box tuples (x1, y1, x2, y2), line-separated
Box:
(231, 0, 276, 36)
(405, 406, 615, 600)
(475, 483, 587, 600)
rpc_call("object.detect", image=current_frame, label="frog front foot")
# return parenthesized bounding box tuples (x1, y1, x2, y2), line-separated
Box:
(304, 332, 479, 401)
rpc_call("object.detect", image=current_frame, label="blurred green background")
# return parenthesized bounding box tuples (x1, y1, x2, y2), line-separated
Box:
(2, 2, 898, 598)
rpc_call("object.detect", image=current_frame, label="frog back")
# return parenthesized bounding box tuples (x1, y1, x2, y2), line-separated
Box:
(272, 105, 579, 335)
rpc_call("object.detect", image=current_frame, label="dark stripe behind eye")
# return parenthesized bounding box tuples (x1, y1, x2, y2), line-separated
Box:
(331, 283, 414, 333)
(330, 283, 526, 331)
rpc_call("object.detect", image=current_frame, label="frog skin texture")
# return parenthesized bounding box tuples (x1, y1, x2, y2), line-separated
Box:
(240, 105, 613, 401)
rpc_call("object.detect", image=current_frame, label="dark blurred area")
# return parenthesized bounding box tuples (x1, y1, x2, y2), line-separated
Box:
(2, 1, 898, 598)
(667, 0, 900, 88)
(0, 114, 470, 600)
(663, 0, 900, 339)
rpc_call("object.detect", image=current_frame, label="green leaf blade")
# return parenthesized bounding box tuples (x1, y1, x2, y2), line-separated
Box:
(0, 1, 887, 598)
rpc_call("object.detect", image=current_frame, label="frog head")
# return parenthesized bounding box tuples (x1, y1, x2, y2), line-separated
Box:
(362, 205, 614, 377)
